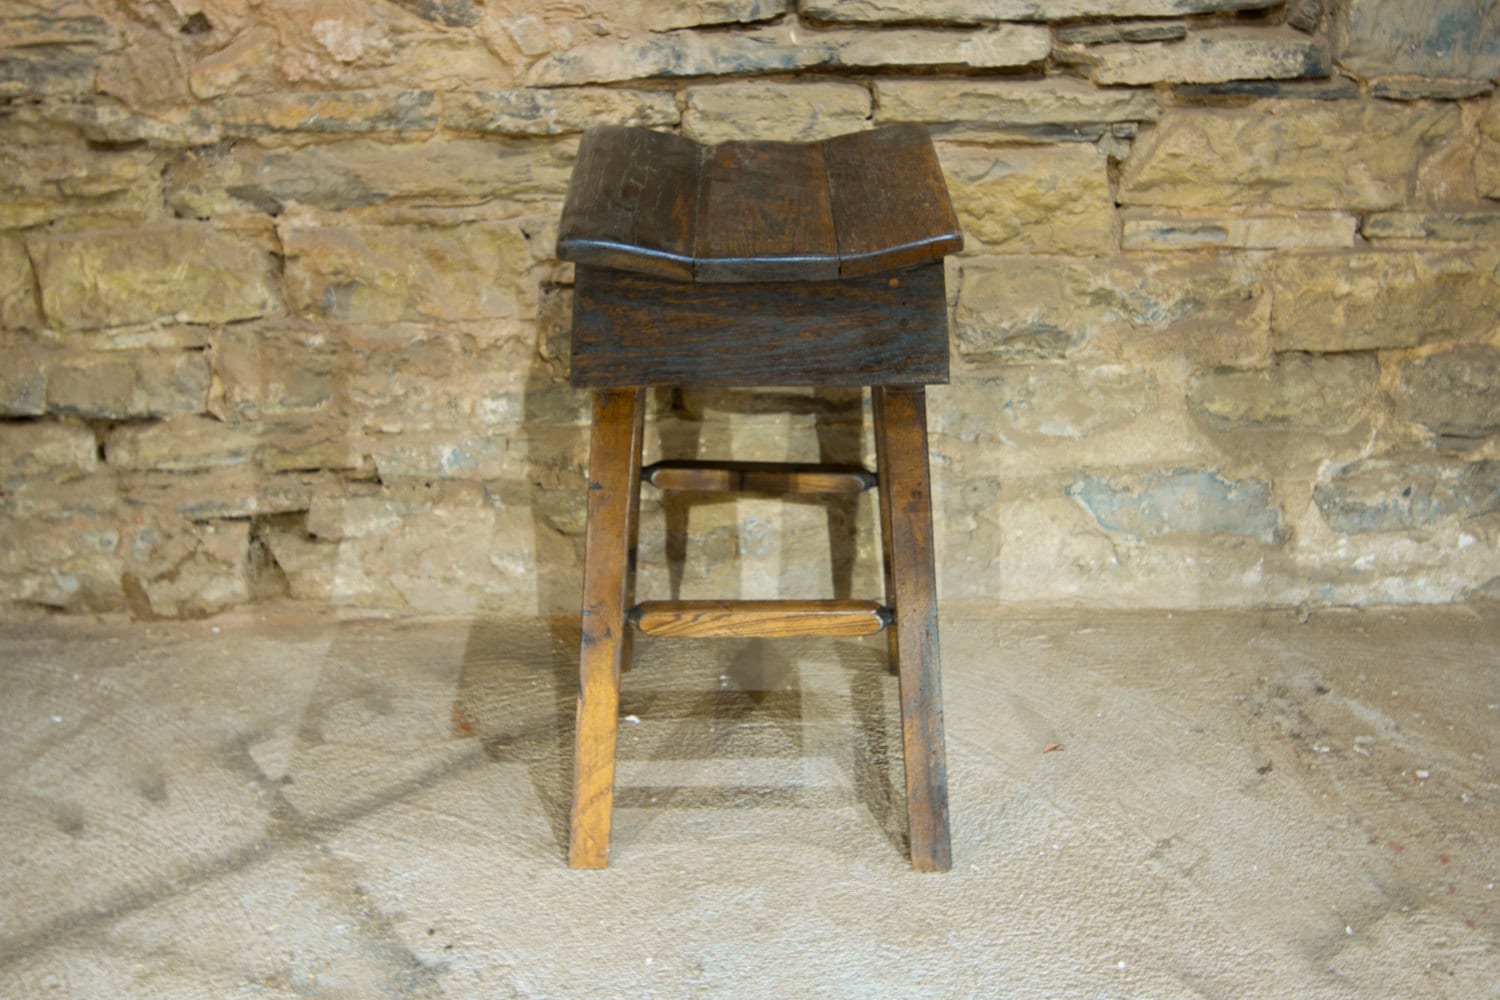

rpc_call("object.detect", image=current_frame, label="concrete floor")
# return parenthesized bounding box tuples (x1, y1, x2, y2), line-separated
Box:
(0, 603, 1496, 999)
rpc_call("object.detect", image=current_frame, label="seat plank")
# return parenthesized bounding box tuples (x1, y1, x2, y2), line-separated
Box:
(557, 126, 702, 282)
(694, 140, 840, 282)
(633, 600, 889, 638)
(824, 124, 963, 278)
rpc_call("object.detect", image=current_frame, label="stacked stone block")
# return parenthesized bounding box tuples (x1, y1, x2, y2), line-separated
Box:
(1, 0, 1497, 616)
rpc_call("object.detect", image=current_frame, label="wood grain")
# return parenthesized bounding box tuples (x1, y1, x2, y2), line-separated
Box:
(569, 261, 949, 388)
(569, 388, 645, 870)
(556, 124, 961, 283)
(644, 460, 876, 495)
(558, 126, 702, 282)
(633, 600, 889, 639)
(825, 124, 963, 278)
(694, 140, 840, 282)
(874, 386, 952, 872)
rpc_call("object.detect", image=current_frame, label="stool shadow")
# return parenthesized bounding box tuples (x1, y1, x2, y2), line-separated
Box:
(451, 617, 579, 855)
(655, 387, 867, 600)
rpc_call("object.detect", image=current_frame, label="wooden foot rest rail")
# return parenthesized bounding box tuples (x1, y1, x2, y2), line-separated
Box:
(632, 599, 890, 638)
(643, 461, 875, 495)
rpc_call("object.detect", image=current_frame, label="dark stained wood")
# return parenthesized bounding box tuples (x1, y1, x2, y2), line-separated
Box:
(569, 388, 645, 870)
(556, 124, 960, 284)
(557, 126, 702, 282)
(569, 262, 949, 388)
(633, 599, 889, 639)
(644, 460, 876, 495)
(825, 124, 963, 278)
(874, 386, 952, 872)
(693, 140, 840, 282)
(871, 390, 901, 676)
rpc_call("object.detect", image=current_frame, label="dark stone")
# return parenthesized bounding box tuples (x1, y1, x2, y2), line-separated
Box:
(1175, 78, 1361, 101)
(1067, 468, 1281, 541)
(1370, 78, 1495, 100)
(1334, 0, 1500, 81)
(1398, 346, 1500, 439)
(1057, 21, 1188, 45)
(1286, 0, 1323, 33)
(0, 48, 96, 98)
(390, 0, 482, 28)
(1315, 458, 1500, 533)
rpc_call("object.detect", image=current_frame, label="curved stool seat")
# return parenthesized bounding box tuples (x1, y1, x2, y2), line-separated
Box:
(557, 124, 960, 871)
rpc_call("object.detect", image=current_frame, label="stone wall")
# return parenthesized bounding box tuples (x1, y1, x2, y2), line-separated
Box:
(2, 0, 1497, 617)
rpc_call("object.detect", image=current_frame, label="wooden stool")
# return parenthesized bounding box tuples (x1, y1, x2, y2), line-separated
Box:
(557, 124, 962, 872)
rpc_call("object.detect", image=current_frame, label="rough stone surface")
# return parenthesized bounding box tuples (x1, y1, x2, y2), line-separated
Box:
(952, 365, 1158, 442)
(1189, 353, 1380, 432)
(1120, 102, 1463, 211)
(28, 225, 282, 332)
(956, 255, 1269, 365)
(105, 418, 261, 473)
(1362, 211, 1500, 243)
(1063, 27, 1332, 86)
(1270, 251, 1500, 353)
(682, 81, 871, 143)
(165, 138, 575, 219)
(443, 88, 679, 135)
(644, 1, 790, 31)
(875, 77, 1158, 131)
(1068, 469, 1281, 541)
(45, 351, 210, 420)
(0, 47, 98, 98)
(0, 421, 97, 486)
(1369, 77, 1495, 101)
(1057, 20, 1187, 45)
(938, 144, 1113, 255)
(1122, 211, 1358, 251)
(1397, 346, 1500, 440)
(282, 222, 531, 324)
(1315, 458, 1500, 534)
(801, 0, 1280, 22)
(0, 236, 38, 331)
(1479, 99, 1500, 200)
(1332, 0, 1500, 81)
(216, 90, 439, 137)
(0, 130, 162, 229)
(526, 23, 1050, 85)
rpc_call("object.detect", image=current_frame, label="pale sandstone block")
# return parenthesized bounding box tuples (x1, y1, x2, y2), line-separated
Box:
(105, 417, 261, 473)
(1063, 27, 1331, 86)
(217, 90, 438, 136)
(876, 77, 1158, 128)
(28, 224, 281, 332)
(1270, 251, 1500, 352)
(801, 0, 1279, 22)
(444, 88, 679, 135)
(166, 137, 575, 218)
(1122, 210, 1358, 250)
(682, 81, 870, 143)
(1120, 102, 1463, 211)
(1362, 211, 1500, 243)
(0, 421, 97, 485)
(830, 26, 1050, 69)
(1479, 98, 1500, 199)
(45, 351, 211, 420)
(939, 143, 1113, 255)
(1189, 354, 1380, 431)
(0, 129, 162, 229)
(281, 222, 530, 324)
(1, 235, 38, 330)
(645, 1, 790, 30)
(1332, 0, 1500, 81)
(956, 254, 1269, 365)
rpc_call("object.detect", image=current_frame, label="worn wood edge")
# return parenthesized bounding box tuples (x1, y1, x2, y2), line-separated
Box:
(643, 461, 876, 495)
(632, 600, 890, 638)
(838, 234, 965, 279)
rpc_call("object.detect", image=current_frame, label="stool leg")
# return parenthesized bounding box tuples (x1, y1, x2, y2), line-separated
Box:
(873, 386, 952, 872)
(872, 389, 901, 676)
(569, 387, 645, 869)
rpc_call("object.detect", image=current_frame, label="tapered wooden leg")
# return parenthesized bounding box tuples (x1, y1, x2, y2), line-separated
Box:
(872, 389, 901, 676)
(569, 387, 645, 869)
(874, 386, 952, 872)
